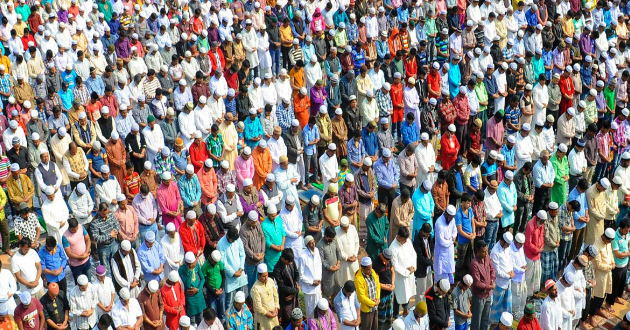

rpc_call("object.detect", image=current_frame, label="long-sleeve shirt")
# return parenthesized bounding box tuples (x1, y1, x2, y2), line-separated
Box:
(137, 242, 167, 282)
(470, 255, 495, 299)
(374, 158, 399, 189)
(38, 243, 68, 283)
(524, 217, 545, 261)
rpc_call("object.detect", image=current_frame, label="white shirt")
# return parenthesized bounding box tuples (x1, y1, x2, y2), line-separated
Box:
(515, 132, 533, 164)
(207, 97, 226, 126)
(319, 152, 338, 193)
(194, 105, 214, 137)
(490, 241, 514, 289)
(69, 285, 99, 330)
(280, 206, 304, 255)
(111, 250, 141, 290)
(35, 161, 63, 192)
(267, 136, 287, 171)
(69, 190, 95, 224)
(540, 296, 563, 330)
(42, 194, 70, 243)
(335, 225, 360, 283)
(390, 237, 418, 303)
(568, 148, 587, 176)
(178, 111, 197, 149)
(111, 299, 143, 328)
(404, 308, 430, 330)
(533, 84, 549, 123)
(275, 79, 292, 106)
(415, 143, 436, 185)
(299, 247, 323, 294)
(334, 290, 360, 330)
(0, 269, 17, 314)
(248, 85, 264, 111)
(160, 233, 184, 276)
(11, 249, 43, 295)
(142, 125, 165, 163)
(3, 127, 27, 151)
(261, 83, 278, 108)
(91, 276, 115, 318)
(484, 188, 502, 219)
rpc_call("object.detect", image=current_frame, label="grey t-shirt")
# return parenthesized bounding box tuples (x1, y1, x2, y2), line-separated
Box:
(452, 285, 472, 325)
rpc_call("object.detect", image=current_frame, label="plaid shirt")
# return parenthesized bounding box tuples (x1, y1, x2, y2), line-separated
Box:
(375, 89, 393, 117)
(90, 213, 120, 245)
(558, 203, 574, 241)
(226, 305, 253, 330)
(73, 84, 90, 105)
(596, 130, 612, 163)
(502, 47, 515, 63)
(216, 169, 236, 196)
(515, 67, 525, 91)
(585, 100, 598, 125)
(614, 117, 627, 147)
(472, 198, 486, 237)
(347, 23, 359, 43)
(364, 271, 378, 312)
(0, 74, 12, 102)
(277, 103, 295, 134)
(206, 133, 224, 168)
(154, 154, 176, 177)
(224, 97, 237, 117)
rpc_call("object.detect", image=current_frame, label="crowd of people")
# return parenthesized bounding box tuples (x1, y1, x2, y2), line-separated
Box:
(1, 0, 630, 330)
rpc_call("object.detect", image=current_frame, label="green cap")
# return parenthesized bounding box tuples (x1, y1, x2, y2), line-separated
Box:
(497, 109, 505, 116)
(524, 303, 535, 315)
(147, 115, 155, 122)
(340, 159, 349, 166)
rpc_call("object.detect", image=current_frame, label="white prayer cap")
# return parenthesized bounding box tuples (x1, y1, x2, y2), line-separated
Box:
(257, 263, 268, 273)
(500, 312, 513, 327)
(204, 159, 213, 168)
(116, 194, 126, 202)
(243, 178, 253, 187)
(267, 204, 278, 215)
(226, 183, 236, 192)
(328, 143, 337, 151)
(515, 233, 525, 244)
(522, 123, 531, 131)
(77, 274, 89, 285)
(448, 124, 456, 132)
(243, 147, 252, 155)
(311, 195, 320, 205)
(119, 287, 131, 301)
(161, 171, 172, 181)
(19, 291, 31, 305)
(317, 298, 329, 311)
(438, 278, 450, 291)
(507, 135, 516, 143)
(110, 131, 119, 140)
(207, 204, 217, 214)
(600, 178, 611, 189)
(185, 251, 196, 263)
(489, 150, 498, 159)
(10, 163, 19, 172)
(606, 227, 616, 239)
(364, 158, 373, 166)
(346, 173, 354, 182)
(148, 280, 159, 293)
(505, 170, 514, 180)
(558, 143, 568, 153)
(179, 316, 191, 327)
(248, 210, 258, 221)
(456, 275, 471, 288)
(537, 210, 548, 220)
(77, 182, 87, 195)
(423, 180, 433, 191)
(162, 147, 171, 156)
(563, 271, 576, 285)
(286, 195, 296, 205)
(166, 222, 176, 232)
(121, 240, 132, 251)
(340, 216, 350, 226)
(144, 161, 152, 170)
(421, 132, 429, 141)
(503, 232, 513, 243)
(185, 210, 196, 220)
(446, 205, 456, 215)
(382, 149, 392, 158)
(101, 106, 109, 114)
(361, 257, 372, 266)
(266, 173, 275, 182)
(234, 291, 246, 303)
(168, 270, 179, 282)
(32, 132, 40, 141)
(43, 185, 55, 196)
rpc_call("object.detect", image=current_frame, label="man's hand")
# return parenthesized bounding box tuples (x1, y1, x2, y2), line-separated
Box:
(313, 280, 321, 286)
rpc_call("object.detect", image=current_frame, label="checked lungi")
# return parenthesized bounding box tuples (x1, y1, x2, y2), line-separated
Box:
(377, 293, 393, 330)
(540, 250, 559, 287)
(525, 258, 542, 296)
(490, 283, 512, 324)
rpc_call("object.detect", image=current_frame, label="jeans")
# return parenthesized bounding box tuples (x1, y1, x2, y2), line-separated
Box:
(484, 220, 499, 250)
(470, 296, 491, 330)
(97, 241, 119, 277)
(593, 162, 608, 184)
(270, 49, 281, 76)
(558, 239, 572, 270)
(304, 152, 318, 185)
(245, 263, 258, 290)
(206, 288, 225, 321)
(138, 223, 158, 243)
(70, 259, 92, 284)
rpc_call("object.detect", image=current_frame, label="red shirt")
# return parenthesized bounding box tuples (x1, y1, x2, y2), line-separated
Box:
(559, 75, 574, 98)
(440, 132, 459, 170)
(161, 282, 186, 330)
(517, 317, 542, 330)
(524, 217, 545, 261)
(14, 298, 43, 330)
(189, 141, 209, 173)
(466, 130, 481, 160)
(427, 71, 441, 97)
(179, 221, 207, 256)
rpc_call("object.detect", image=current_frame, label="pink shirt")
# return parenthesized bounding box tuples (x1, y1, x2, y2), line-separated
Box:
(234, 155, 254, 190)
(524, 217, 545, 261)
(486, 116, 504, 154)
(157, 182, 183, 230)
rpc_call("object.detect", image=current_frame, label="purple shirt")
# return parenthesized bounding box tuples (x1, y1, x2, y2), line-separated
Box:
(57, 10, 68, 23)
(239, 192, 264, 217)
(115, 37, 131, 59)
(208, 27, 220, 44)
(552, 48, 565, 74)
(580, 34, 592, 55)
(309, 86, 328, 116)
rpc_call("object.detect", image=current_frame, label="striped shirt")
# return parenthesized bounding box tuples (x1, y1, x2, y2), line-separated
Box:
(0, 157, 10, 189)
(68, 284, 99, 330)
(90, 214, 120, 245)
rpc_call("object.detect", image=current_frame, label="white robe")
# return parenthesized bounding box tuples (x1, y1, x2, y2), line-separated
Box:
(540, 296, 563, 330)
(514, 133, 533, 171)
(160, 233, 184, 276)
(280, 206, 304, 256)
(564, 262, 586, 320)
(390, 237, 417, 304)
(257, 32, 272, 70)
(335, 225, 359, 284)
(433, 215, 457, 280)
(41, 194, 70, 243)
(274, 164, 300, 208)
(142, 125, 165, 164)
(178, 111, 197, 149)
(305, 63, 323, 93)
(242, 28, 260, 68)
(415, 143, 436, 187)
(111, 250, 142, 298)
(275, 79, 292, 105)
(319, 153, 338, 194)
(195, 105, 213, 139)
(557, 282, 575, 330)
(267, 136, 287, 172)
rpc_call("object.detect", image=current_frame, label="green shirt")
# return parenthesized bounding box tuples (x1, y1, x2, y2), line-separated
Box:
(612, 230, 630, 266)
(201, 260, 224, 290)
(550, 153, 569, 205)
(475, 82, 488, 113)
(532, 57, 545, 79)
(604, 86, 616, 112)
(261, 217, 286, 272)
(365, 211, 389, 261)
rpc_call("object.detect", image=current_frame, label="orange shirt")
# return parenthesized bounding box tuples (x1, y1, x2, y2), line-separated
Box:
(197, 166, 218, 205)
(252, 147, 272, 190)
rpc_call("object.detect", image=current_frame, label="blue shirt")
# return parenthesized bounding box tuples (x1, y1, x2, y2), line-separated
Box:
(455, 207, 474, 244)
(137, 241, 167, 282)
(61, 70, 77, 89)
(58, 88, 74, 110)
(178, 174, 202, 207)
(401, 121, 419, 147)
(85, 76, 105, 96)
(497, 181, 517, 227)
(568, 187, 589, 229)
(38, 244, 68, 283)
(171, 149, 189, 172)
(302, 124, 320, 156)
(361, 128, 379, 157)
(533, 159, 556, 187)
(501, 145, 516, 167)
(243, 116, 264, 148)
(374, 157, 399, 189)
(525, 10, 538, 27)
(346, 138, 367, 173)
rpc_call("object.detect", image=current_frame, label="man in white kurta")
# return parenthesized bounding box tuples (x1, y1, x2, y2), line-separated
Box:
(515, 124, 534, 171)
(261, 75, 278, 110)
(510, 233, 528, 321)
(319, 144, 339, 194)
(305, 57, 323, 93)
(241, 21, 259, 69)
(111, 240, 142, 298)
(274, 157, 300, 209)
(533, 80, 549, 125)
(415, 136, 436, 187)
(275, 70, 291, 106)
(268, 128, 288, 172)
(160, 222, 184, 276)
(299, 236, 323, 318)
(557, 272, 576, 330)
(207, 92, 226, 126)
(41, 186, 69, 243)
(279, 196, 304, 256)
(178, 104, 197, 149)
(390, 227, 417, 315)
(194, 96, 214, 139)
(540, 281, 563, 330)
(490, 232, 515, 323)
(142, 121, 165, 164)
(434, 205, 458, 283)
(335, 216, 360, 285)
(563, 255, 587, 326)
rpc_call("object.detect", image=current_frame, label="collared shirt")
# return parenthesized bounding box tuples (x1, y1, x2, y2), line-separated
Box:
(68, 285, 98, 330)
(374, 157, 399, 189)
(137, 242, 167, 282)
(333, 290, 360, 330)
(533, 159, 556, 187)
(111, 299, 143, 328)
(302, 124, 320, 156)
(38, 244, 68, 283)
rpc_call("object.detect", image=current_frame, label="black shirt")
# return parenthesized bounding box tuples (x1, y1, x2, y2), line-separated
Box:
(372, 256, 393, 295)
(7, 146, 30, 170)
(40, 291, 69, 327)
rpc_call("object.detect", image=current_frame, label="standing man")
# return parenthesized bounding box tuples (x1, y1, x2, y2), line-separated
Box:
(470, 240, 496, 330)
(355, 257, 380, 330)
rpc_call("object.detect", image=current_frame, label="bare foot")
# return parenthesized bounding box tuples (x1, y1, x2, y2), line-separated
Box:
(616, 298, 625, 305)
